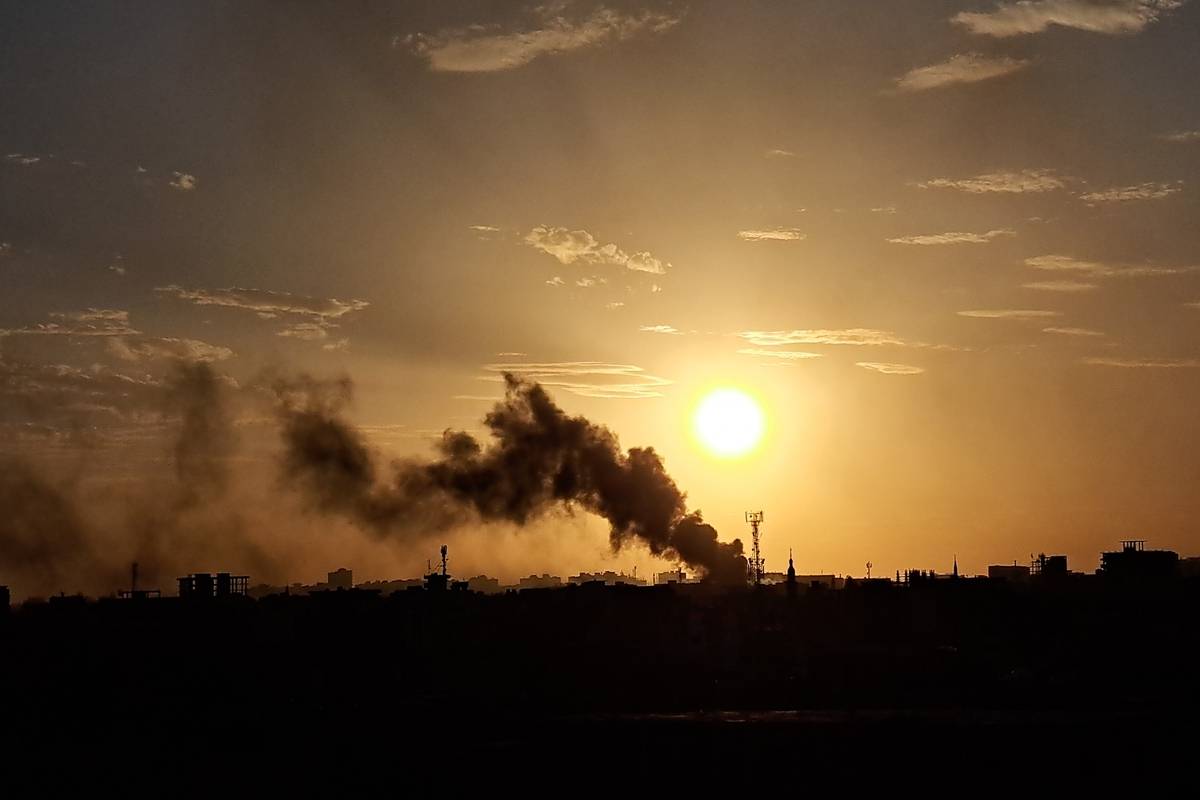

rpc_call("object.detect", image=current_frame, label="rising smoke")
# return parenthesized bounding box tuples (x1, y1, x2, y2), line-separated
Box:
(0, 362, 745, 597)
(273, 372, 746, 582)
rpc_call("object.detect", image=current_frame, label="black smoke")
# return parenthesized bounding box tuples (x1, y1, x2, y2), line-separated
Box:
(274, 372, 746, 582)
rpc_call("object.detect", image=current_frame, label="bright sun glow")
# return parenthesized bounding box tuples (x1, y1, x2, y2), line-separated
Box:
(693, 388, 765, 457)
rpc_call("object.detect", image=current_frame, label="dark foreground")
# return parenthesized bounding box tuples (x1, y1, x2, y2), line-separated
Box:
(2, 578, 1197, 782)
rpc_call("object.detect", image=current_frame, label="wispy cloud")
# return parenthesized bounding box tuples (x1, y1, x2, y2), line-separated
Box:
(107, 336, 233, 362)
(277, 323, 332, 341)
(765, 148, 797, 158)
(856, 362, 925, 375)
(918, 169, 1065, 193)
(169, 172, 197, 191)
(639, 324, 684, 335)
(1161, 130, 1200, 143)
(737, 228, 806, 242)
(0, 309, 140, 338)
(738, 349, 823, 361)
(402, 6, 683, 73)
(954, 1, 1186, 37)
(1025, 254, 1193, 278)
(1079, 181, 1182, 204)
(957, 309, 1061, 319)
(155, 285, 367, 347)
(155, 285, 368, 321)
(482, 361, 670, 399)
(739, 329, 907, 347)
(605, 301, 625, 310)
(524, 225, 668, 274)
(5, 153, 40, 166)
(895, 53, 1030, 92)
(1083, 356, 1200, 368)
(546, 276, 565, 287)
(1044, 327, 1105, 337)
(888, 229, 1015, 245)
(1023, 280, 1099, 292)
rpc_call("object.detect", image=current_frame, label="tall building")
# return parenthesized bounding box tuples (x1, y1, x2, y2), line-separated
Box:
(1099, 540, 1178, 580)
(327, 568, 353, 590)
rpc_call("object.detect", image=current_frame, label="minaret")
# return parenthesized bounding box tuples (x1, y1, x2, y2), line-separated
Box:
(953, 554, 959, 578)
(786, 548, 797, 598)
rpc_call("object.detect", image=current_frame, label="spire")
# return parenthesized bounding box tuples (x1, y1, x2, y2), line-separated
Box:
(953, 554, 959, 578)
(786, 548, 796, 580)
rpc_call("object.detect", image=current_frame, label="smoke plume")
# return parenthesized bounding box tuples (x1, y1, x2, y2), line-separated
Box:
(274, 372, 746, 582)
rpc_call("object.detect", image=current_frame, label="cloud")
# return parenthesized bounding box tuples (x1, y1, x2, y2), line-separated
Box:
(605, 301, 625, 310)
(1025, 254, 1193, 278)
(403, 6, 683, 72)
(0, 242, 10, 257)
(524, 225, 668, 274)
(739, 329, 907, 347)
(482, 362, 671, 399)
(871, 206, 898, 214)
(953, 1, 1185, 37)
(469, 225, 501, 232)
(918, 169, 1065, 193)
(0, 309, 140, 338)
(1022, 280, 1100, 292)
(576, 277, 599, 287)
(5, 153, 40, 166)
(856, 362, 925, 375)
(957, 309, 1061, 319)
(155, 285, 368, 322)
(322, 338, 350, 352)
(1161, 130, 1200, 143)
(0, 360, 166, 429)
(895, 53, 1030, 91)
(1044, 327, 1105, 337)
(169, 172, 197, 191)
(1083, 356, 1200, 368)
(887, 229, 1015, 245)
(639, 324, 683, 335)
(107, 336, 234, 362)
(277, 323, 331, 341)
(765, 149, 797, 158)
(546, 276, 565, 287)
(1078, 181, 1182, 204)
(737, 349, 823, 360)
(108, 264, 126, 276)
(737, 228, 806, 242)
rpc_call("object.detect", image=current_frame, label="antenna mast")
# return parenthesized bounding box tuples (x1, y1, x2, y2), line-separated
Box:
(745, 511, 765, 586)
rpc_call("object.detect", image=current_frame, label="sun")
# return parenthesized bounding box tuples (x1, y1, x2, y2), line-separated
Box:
(693, 388, 765, 458)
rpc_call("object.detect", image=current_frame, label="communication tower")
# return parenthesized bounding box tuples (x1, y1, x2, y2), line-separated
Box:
(745, 511, 765, 586)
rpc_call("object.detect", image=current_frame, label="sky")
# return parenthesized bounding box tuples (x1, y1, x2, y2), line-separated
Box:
(2, 0, 1200, 596)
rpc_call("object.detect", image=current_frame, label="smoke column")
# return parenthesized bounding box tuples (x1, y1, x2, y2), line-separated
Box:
(275, 373, 747, 582)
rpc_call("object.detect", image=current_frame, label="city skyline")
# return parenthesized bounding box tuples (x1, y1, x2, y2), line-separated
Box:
(4, 1, 1200, 598)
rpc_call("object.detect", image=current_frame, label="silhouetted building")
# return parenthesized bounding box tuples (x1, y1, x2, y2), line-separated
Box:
(466, 575, 502, 594)
(327, 568, 353, 590)
(117, 562, 161, 599)
(178, 572, 249, 598)
(654, 568, 691, 585)
(517, 574, 562, 590)
(988, 565, 1031, 582)
(1180, 557, 1200, 579)
(0, 585, 8, 613)
(1099, 540, 1178, 581)
(1031, 553, 1068, 578)
(568, 571, 646, 587)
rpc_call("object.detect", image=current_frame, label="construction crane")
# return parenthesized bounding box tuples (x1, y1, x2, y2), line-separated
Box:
(745, 511, 765, 586)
